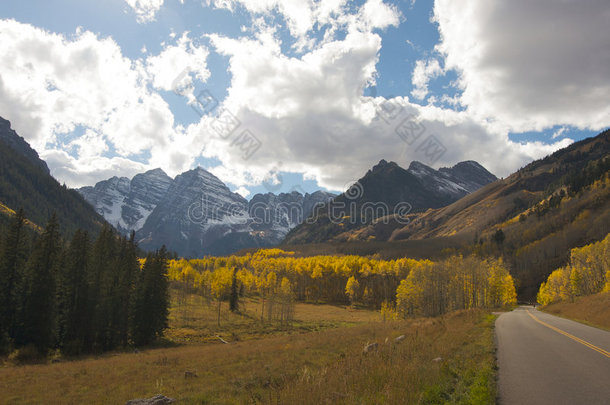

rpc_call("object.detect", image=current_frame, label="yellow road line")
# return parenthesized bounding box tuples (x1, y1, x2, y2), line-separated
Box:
(527, 310, 610, 358)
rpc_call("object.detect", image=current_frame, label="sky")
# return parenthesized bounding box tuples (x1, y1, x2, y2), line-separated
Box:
(0, 0, 608, 198)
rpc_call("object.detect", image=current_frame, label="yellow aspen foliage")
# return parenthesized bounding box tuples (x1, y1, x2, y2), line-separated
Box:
(345, 276, 359, 306)
(537, 232, 609, 305)
(380, 301, 398, 321)
(603, 271, 610, 293)
(165, 248, 517, 318)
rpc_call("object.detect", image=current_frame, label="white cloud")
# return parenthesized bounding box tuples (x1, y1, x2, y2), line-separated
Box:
(125, 0, 165, 23)
(2, 0, 594, 195)
(206, 0, 400, 51)
(146, 32, 210, 102)
(433, 0, 610, 132)
(551, 127, 567, 140)
(234, 186, 251, 198)
(359, 0, 401, 31)
(411, 58, 443, 100)
(41, 149, 148, 188)
(0, 20, 207, 186)
(208, 29, 380, 118)
(192, 15, 571, 192)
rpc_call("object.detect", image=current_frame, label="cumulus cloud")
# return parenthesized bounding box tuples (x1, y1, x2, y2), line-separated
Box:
(125, 0, 165, 23)
(146, 32, 210, 102)
(206, 0, 400, 50)
(411, 58, 443, 100)
(0, 19, 208, 186)
(41, 149, 148, 188)
(191, 13, 571, 191)
(2, 0, 599, 194)
(433, 0, 610, 132)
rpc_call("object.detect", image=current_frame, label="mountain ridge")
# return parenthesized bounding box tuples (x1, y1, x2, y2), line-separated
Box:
(283, 158, 497, 244)
(0, 117, 50, 175)
(78, 167, 336, 257)
(0, 117, 105, 236)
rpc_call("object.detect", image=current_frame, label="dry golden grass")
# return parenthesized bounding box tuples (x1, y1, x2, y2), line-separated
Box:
(0, 309, 495, 404)
(165, 292, 379, 344)
(277, 310, 496, 404)
(542, 292, 610, 330)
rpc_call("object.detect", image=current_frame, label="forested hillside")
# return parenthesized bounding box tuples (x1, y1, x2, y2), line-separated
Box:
(537, 233, 610, 305)
(0, 118, 105, 236)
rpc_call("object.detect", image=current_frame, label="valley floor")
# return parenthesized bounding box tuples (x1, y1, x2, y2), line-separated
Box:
(0, 295, 496, 404)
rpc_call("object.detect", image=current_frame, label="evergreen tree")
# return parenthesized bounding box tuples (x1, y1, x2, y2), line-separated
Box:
(116, 232, 139, 346)
(87, 224, 117, 352)
(493, 229, 505, 245)
(56, 230, 90, 354)
(0, 209, 29, 352)
(16, 215, 61, 353)
(130, 247, 169, 346)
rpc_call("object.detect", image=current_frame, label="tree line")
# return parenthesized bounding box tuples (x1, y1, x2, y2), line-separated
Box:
(395, 256, 516, 317)
(537, 232, 610, 305)
(0, 211, 169, 357)
(166, 248, 516, 320)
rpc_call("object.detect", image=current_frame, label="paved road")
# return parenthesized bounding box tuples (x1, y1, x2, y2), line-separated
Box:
(496, 306, 610, 405)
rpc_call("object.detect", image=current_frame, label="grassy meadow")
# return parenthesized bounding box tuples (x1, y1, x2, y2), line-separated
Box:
(165, 292, 379, 345)
(0, 288, 496, 404)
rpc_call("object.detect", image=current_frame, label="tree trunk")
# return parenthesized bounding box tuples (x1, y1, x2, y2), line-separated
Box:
(217, 300, 221, 327)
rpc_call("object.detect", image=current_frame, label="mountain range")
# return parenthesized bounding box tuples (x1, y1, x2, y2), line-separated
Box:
(78, 167, 336, 257)
(78, 158, 495, 257)
(283, 159, 497, 244)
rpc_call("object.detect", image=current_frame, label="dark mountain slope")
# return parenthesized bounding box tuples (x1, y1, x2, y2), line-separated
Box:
(0, 118, 105, 236)
(0, 117, 49, 175)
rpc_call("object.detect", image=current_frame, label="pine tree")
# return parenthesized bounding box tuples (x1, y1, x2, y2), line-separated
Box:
(0, 209, 29, 352)
(116, 232, 139, 346)
(56, 230, 90, 354)
(87, 224, 117, 352)
(493, 229, 505, 245)
(130, 247, 169, 346)
(16, 215, 61, 353)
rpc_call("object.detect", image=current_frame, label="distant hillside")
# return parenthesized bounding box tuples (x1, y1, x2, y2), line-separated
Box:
(283, 159, 496, 244)
(0, 117, 105, 236)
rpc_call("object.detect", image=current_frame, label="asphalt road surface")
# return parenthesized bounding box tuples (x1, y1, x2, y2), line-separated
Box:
(496, 306, 610, 405)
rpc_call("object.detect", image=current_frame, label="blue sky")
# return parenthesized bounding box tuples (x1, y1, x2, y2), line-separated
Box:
(0, 0, 607, 198)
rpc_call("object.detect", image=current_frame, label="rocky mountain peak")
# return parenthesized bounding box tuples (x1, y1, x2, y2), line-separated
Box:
(370, 159, 399, 174)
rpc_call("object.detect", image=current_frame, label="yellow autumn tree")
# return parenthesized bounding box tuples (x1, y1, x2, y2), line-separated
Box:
(210, 267, 233, 326)
(537, 233, 609, 305)
(345, 276, 359, 307)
